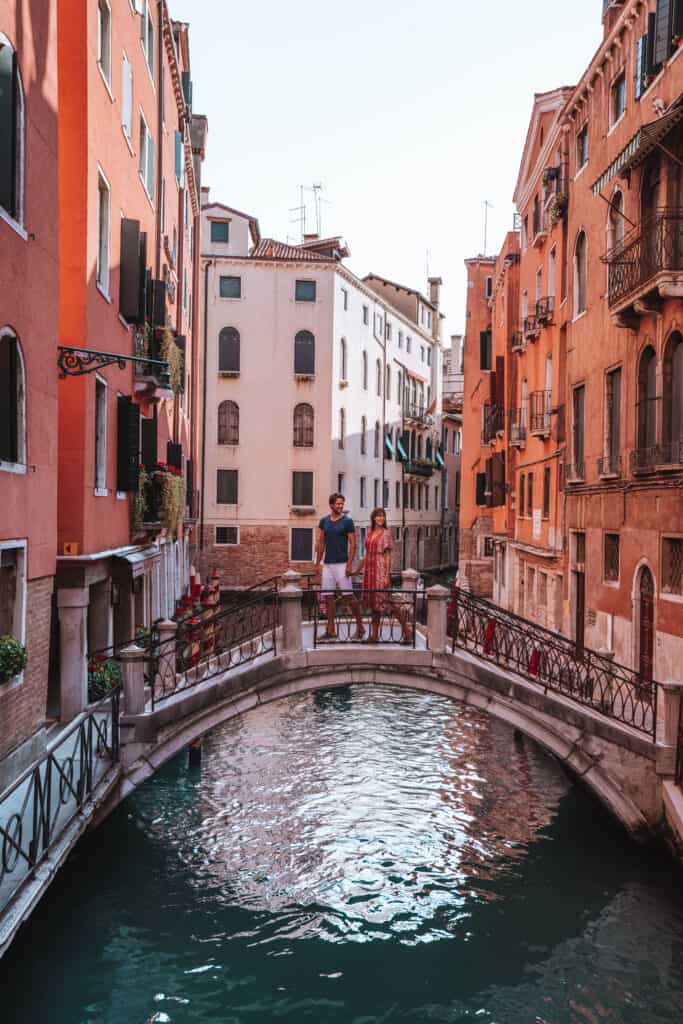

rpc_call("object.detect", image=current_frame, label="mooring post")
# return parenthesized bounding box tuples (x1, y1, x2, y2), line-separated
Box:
(426, 585, 450, 653)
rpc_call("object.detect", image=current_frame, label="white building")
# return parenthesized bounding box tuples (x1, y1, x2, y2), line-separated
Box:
(198, 192, 447, 588)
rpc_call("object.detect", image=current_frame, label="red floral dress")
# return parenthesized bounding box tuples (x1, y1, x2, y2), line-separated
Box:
(362, 528, 393, 611)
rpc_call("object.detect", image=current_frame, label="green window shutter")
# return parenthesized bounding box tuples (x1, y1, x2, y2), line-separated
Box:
(181, 71, 193, 109)
(166, 441, 182, 469)
(475, 472, 486, 506)
(479, 330, 491, 370)
(635, 36, 645, 99)
(0, 334, 18, 463)
(119, 218, 142, 321)
(174, 130, 183, 184)
(0, 42, 16, 216)
(116, 395, 140, 492)
(654, 0, 673, 66)
(646, 13, 658, 73)
(141, 414, 158, 472)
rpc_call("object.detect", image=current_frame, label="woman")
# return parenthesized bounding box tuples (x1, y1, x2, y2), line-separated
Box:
(355, 508, 411, 644)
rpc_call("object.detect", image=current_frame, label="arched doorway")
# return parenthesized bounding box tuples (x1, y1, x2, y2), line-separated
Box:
(637, 567, 655, 683)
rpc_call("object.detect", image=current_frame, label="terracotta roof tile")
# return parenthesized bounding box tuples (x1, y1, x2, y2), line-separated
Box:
(251, 238, 332, 262)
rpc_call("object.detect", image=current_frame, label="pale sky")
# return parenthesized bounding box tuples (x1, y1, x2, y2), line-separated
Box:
(172, 0, 604, 344)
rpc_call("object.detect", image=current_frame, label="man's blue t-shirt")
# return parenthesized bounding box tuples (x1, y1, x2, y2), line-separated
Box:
(319, 514, 355, 564)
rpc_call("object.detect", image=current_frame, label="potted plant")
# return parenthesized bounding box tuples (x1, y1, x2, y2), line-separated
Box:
(0, 635, 28, 683)
(87, 654, 122, 701)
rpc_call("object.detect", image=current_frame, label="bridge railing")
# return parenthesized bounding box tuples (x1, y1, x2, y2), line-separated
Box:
(313, 588, 418, 647)
(151, 588, 279, 707)
(0, 688, 120, 921)
(451, 589, 656, 736)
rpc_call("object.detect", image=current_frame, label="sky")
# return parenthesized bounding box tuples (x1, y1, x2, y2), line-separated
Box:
(172, 0, 604, 344)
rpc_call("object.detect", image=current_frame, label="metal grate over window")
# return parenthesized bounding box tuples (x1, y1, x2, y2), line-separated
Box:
(662, 537, 683, 595)
(604, 532, 620, 582)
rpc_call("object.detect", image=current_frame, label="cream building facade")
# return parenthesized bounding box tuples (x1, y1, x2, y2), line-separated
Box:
(198, 192, 448, 588)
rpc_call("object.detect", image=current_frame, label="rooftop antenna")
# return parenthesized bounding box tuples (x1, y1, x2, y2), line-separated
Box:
(426, 249, 431, 288)
(289, 185, 306, 243)
(311, 182, 331, 237)
(483, 200, 494, 256)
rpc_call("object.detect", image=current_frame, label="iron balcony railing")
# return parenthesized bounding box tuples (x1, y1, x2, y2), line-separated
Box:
(529, 391, 552, 434)
(450, 589, 656, 737)
(523, 315, 540, 338)
(605, 208, 683, 307)
(404, 402, 427, 422)
(565, 458, 585, 481)
(511, 332, 525, 352)
(597, 453, 622, 476)
(630, 440, 683, 472)
(481, 401, 505, 444)
(532, 206, 547, 241)
(535, 295, 555, 323)
(313, 588, 418, 647)
(404, 459, 435, 477)
(509, 408, 526, 445)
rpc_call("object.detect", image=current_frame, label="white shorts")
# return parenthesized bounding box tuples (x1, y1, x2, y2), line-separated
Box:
(321, 562, 353, 593)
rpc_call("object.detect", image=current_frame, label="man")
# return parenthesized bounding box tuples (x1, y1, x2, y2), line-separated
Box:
(315, 492, 365, 640)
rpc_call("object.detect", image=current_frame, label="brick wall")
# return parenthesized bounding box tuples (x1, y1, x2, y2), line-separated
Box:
(198, 526, 316, 589)
(0, 575, 53, 764)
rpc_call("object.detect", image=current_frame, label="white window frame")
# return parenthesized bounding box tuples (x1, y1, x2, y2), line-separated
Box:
(0, 327, 27, 474)
(96, 167, 111, 295)
(140, 0, 155, 81)
(215, 525, 240, 546)
(97, 0, 112, 88)
(94, 375, 108, 494)
(138, 110, 154, 202)
(121, 51, 133, 141)
(0, 539, 27, 687)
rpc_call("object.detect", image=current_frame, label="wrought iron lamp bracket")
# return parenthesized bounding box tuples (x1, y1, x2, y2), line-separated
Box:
(57, 345, 169, 380)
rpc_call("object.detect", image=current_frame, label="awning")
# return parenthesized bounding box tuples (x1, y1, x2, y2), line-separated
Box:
(405, 368, 429, 383)
(396, 439, 408, 461)
(435, 449, 445, 468)
(592, 94, 683, 195)
(384, 434, 395, 456)
(114, 545, 162, 578)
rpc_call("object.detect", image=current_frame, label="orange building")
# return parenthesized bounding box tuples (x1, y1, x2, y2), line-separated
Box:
(0, 0, 60, 782)
(55, 0, 205, 718)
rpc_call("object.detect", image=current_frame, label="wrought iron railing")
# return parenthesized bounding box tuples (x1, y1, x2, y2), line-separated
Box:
(509, 409, 526, 445)
(511, 332, 525, 352)
(597, 453, 622, 476)
(630, 441, 683, 472)
(404, 459, 434, 477)
(0, 689, 120, 919)
(606, 209, 683, 307)
(529, 391, 552, 434)
(565, 459, 585, 481)
(523, 315, 540, 338)
(450, 590, 656, 736)
(151, 590, 279, 706)
(481, 401, 505, 443)
(313, 588, 418, 647)
(535, 295, 555, 322)
(404, 403, 427, 422)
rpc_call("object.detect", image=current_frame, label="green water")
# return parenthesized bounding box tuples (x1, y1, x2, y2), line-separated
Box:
(3, 685, 683, 1023)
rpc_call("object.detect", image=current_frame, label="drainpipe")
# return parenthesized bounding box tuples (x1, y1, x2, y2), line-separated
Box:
(199, 259, 213, 550)
(155, 1, 164, 280)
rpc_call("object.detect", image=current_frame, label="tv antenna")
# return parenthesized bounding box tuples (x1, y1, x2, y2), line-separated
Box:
(483, 200, 494, 255)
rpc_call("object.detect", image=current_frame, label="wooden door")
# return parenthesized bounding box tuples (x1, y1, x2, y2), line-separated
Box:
(639, 567, 655, 683)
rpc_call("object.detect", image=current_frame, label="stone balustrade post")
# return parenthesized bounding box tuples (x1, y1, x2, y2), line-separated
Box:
(426, 585, 450, 653)
(281, 569, 302, 588)
(119, 643, 146, 716)
(656, 680, 683, 776)
(155, 619, 178, 698)
(401, 568, 419, 592)
(279, 583, 304, 654)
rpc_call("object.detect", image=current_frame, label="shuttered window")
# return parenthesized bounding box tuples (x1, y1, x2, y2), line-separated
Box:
(217, 400, 239, 444)
(139, 114, 154, 199)
(211, 221, 229, 243)
(218, 327, 240, 372)
(116, 395, 140, 492)
(217, 469, 238, 504)
(295, 280, 316, 302)
(543, 466, 551, 518)
(140, 414, 157, 471)
(0, 33, 20, 220)
(174, 129, 184, 185)
(292, 471, 313, 506)
(475, 471, 487, 506)
(219, 276, 241, 298)
(0, 333, 20, 464)
(121, 52, 133, 138)
(119, 218, 142, 321)
(479, 330, 491, 371)
(291, 528, 313, 562)
(654, 0, 674, 66)
(294, 331, 315, 375)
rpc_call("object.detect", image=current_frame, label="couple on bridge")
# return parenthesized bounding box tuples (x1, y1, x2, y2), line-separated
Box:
(315, 492, 412, 644)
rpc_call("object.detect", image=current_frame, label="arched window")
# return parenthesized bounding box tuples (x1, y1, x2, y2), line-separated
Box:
(376, 359, 382, 397)
(663, 332, 683, 456)
(0, 34, 25, 225)
(293, 403, 314, 447)
(294, 330, 315, 375)
(637, 345, 657, 452)
(607, 190, 625, 252)
(426, 437, 433, 460)
(360, 415, 367, 455)
(0, 328, 25, 466)
(340, 337, 347, 382)
(374, 420, 380, 458)
(338, 407, 345, 449)
(218, 327, 240, 373)
(386, 365, 391, 397)
(217, 400, 239, 445)
(362, 350, 368, 390)
(417, 434, 423, 459)
(574, 230, 587, 315)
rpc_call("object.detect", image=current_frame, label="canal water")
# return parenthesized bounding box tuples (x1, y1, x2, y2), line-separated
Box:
(3, 685, 683, 1023)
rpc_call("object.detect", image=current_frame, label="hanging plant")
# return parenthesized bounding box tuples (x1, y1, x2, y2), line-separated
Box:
(0, 636, 28, 683)
(160, 467, 186, 537)
(548, 193, 568, 227)
(132, 465, 152, 531)
(136, 321, 152, 361)
(160, 327, 183, 395)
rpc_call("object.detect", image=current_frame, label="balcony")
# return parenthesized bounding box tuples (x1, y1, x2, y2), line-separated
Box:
(535, 295, 555, 324)
(481, 401, 505, 444)
(529, 391, 552, 436)
(404, 403, 428, 424)
(597, 453, 622, 477)
(565, 459, 585, 483)
(508, 409, 526, 447)
(630, 441, 683, 474)
(511, 332, 525, 353)
(404, 459, 434, 477)
(605, 209, 683, 318)
(532, 208, 547, 247)
(133, 327, 175, 398)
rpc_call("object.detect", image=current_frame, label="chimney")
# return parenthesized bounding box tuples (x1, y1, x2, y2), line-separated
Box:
(200, 185, 210, 207)
(303, 233, 319, 242)
(428, 276, 442, 342)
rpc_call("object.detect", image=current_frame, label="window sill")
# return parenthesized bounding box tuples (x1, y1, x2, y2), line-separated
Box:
(97, 62, 114, 102)
(573, 162, 587, 183)
(607, 111, 625, 137)
(291, 505, 315, 515)
(0, 671, 25, 697)
(121, 126, 135, 157)
(0, 205, 28, 241)
(0, 460, 27, 475)
(139, 173, 155, 209)
(219, 296, 243, 301)
(96, 281, 112, 304)
(571, 309, 587, 324)
(218, 370, 240, 377)
(116, 491, 127, 500)
(94, 487, 109, 497)
(603, 578, 620, 588)
(661, 590, 683, 604)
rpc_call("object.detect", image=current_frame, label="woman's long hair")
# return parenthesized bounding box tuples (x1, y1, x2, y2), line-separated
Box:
(370, 507, 387, 530)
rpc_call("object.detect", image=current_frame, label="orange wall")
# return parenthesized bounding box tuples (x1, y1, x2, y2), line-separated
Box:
(461, 257, 496, 532)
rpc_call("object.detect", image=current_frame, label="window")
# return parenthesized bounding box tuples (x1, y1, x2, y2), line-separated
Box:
(420, 345, 425, 363)
(519, 473, 525, 517)
(427, 347, 432, 367)
(360, 477, 366, 507)
(406, 336, 412, 354)
(337, 473, 345, 496)
(121, 53, 133, 139)
(216, 526, 239, 546)
(217, 400, 239, 445)
(94, 377, 107, 491)
(374, 479, 379, 508)
(140, 0, 154, 77)
(293, 403, 314, 447)
(294, 330, 315, 375)
(637, 346, 657, 452)
(138, 114, 154, 200)
(485, 276, 493, 299)
(374, 420, 380, 458)
(340, 337, 347, 382)
(292, 471, 313, 507)
(635, 33, 649, 100)
(217, 469, 238, 504)
(425, 484, 430, 511)
(342, 288, 348, 310)
(359, 527, 366, 556)
(0, 330, 25, 467)
(395, 481, 400, 508)
(97, 0, 112, 84)
(476, 471, 487, 506)
(218, 327, 240, 373)
(396, 371, 402, 404)
(662, 537, 683, 595)
(435, 485, 440, 509)
(360, 415, 366, 455)
(295, 280, 316, 302)
(398, 331, 403, 349)
(0, 542, 26, 653)
(211, 220, 229, 243)
(604, 533, 620, 582)
(576, 125, 588, 170)
(362, 305, 369, 325)
(543, 466, 551, 518)
(386, 365, 391, 397)
(362, 350, 368, 390)
(610, 71, 626, 126)
(0, 33, 24, 225)
(96, 171, 110, 293)
(663, 332, 683, 454)
(291, 528, 313, 562)
(572, 384, 585, 475)
(605, 367, 621, 471)
(385, 322, 392, 341)
(479, 330, 492, 370)
(338, 407, 345, 449)
(574, 231, 587, 314)
(376, 359, 382, 396)
(219, 276, 241, 299)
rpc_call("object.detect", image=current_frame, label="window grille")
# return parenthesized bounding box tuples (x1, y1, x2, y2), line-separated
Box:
(662, 537, 683, 595)
(217, 400, 239, 445)
(604, 533, 620, 581)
